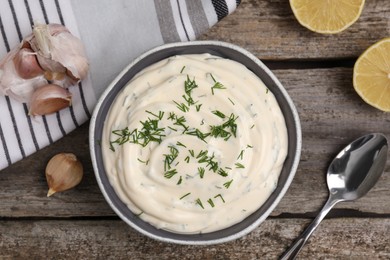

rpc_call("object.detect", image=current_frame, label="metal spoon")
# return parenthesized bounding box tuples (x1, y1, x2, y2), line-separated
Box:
(280, 133, 388, 260)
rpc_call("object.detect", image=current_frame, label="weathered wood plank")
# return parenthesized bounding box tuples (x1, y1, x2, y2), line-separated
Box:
(0, 68, 389, 217)
(0, 218, 388, 259)
(272, 68, 390, 216)
(200, 0, 390, 60)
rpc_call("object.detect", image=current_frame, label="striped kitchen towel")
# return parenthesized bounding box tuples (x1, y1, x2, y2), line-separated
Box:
(0, 0, 241, 170)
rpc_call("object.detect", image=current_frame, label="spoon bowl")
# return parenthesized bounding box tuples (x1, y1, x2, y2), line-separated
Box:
(281, 133, 388, 260)
(328, 133, 388, 202)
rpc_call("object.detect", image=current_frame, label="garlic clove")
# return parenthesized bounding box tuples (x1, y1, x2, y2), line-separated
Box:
(29, 84, 72, 116)
(45, 153, 83, 197)
(1, 58, 48, 103)
(13, 48, 44, 79)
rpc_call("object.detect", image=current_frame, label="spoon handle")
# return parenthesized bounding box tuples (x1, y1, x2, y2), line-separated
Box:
(279, 196, 339, 260)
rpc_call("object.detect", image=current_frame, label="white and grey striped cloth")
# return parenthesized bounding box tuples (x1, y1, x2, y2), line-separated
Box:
(0, 0, 240, 170)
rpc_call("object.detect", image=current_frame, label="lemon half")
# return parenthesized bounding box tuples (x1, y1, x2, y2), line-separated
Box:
(353, 38, 390, 112)
(290, 0, 365, 34)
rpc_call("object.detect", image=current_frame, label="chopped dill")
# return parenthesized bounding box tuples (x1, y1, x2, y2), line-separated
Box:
(209, 113, 238, 141)
(180, 192, 191, 200)
(177, 176, 183, 185)
(186, 128, 210, 142)
(207, 198, 215, 208)
(237, 150, 244, 160)
(163, 145, 179, 171)
(214, 194, 225, 203)
(145, 110, 164, 120)
(198, 167, 205, 178)
(212, 110, 226, 119)
(235, 162, 245, 169)
(223, 179, 233, 189)
(217, 168, 229, 177)
(211, 82, 226, 95)
(208, 73, 226, 95)
(137, 158, 149, 165)
(176, 141, 187, 148)
(173, 100, 189, 112)
(164, 169, 178, 179)
(195, 198, 204, 209)
(168, 126, 178, 132)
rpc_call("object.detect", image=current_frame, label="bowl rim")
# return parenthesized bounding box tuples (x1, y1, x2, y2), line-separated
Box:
(89, 40, 302, 245)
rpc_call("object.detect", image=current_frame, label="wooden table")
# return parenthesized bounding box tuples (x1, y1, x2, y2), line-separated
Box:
(1, 1, 389, 259)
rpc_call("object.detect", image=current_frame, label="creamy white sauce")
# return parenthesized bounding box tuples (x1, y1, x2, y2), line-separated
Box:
(102, 54, 288, 234)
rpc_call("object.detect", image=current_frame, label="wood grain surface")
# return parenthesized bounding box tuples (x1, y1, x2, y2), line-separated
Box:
(1, 0, 390, 259)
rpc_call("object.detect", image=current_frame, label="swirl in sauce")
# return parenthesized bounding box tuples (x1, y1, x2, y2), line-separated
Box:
(102, 54, 288, 234)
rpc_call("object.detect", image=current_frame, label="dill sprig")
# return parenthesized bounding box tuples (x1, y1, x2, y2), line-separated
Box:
(197, 152, 219, 173)
(164, 169, 178, 178)
(235, 162, 245, 169)
(174, 75, 200, 112)
(186, 128, 210, 142)
(163, 145, 179, 171)
(211, 82, 226, 95)
(168, 114, 189, 133)
(184, 75, 198, 96)
(173, 100, 189, 112)
(223, 179, 233, 188)
(209, 73, 226, 95)
(145, 110, 164, 120)
(198, 167, 205, 178)
(207, 198, 215, 208)
(212, 110, 226, 119)
(209, 113, 238, 141)
(137, 118, 166, 147)
(217, 168, 229, 177)
(110, 110, 166, 150)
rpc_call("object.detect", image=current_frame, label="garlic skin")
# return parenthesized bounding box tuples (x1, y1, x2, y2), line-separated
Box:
(45, 153, 83, 197)
(29, 84, 72, 116)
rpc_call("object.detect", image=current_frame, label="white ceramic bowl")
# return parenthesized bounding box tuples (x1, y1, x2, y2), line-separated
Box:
(89, 41, 302, 245)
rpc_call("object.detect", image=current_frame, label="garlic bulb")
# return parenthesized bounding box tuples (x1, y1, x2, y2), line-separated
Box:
(45, 153, 83, 197)
(0, 22, 89, 114)
(30, 23, 89, 81)
(29, 84, 72, 116)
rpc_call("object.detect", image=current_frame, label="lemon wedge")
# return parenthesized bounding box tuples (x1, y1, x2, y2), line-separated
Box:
(289, 0, 365, 34)
(353, 38, 390, 112)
